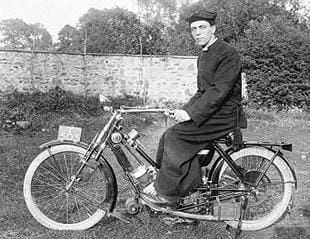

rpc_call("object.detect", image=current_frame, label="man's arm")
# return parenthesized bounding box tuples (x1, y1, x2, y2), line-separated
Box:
(182, 89, 203, 110)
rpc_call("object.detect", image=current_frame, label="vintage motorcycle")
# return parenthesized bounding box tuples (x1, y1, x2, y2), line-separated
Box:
(23, 106, 297, 237)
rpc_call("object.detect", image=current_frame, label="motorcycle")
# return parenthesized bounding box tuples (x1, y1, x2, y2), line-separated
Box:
(23, 106, 297, 238)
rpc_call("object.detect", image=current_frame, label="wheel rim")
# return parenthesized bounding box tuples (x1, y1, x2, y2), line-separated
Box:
(30, 150, 110, 225)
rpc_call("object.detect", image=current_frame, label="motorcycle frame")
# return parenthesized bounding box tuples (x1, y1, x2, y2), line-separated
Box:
(30, 106, 297, 238)
(40, 107, 297, 203)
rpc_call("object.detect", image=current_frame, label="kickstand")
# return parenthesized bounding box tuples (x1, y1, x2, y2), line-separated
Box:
(234, 197, 248, 239)
(108, 210, 130, 223)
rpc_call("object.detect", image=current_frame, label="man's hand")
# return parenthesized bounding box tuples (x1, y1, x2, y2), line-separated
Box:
(172, 109, 191, 122)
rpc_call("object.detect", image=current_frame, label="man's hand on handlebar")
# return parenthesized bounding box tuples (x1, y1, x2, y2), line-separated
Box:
(171, 109, 191, 122)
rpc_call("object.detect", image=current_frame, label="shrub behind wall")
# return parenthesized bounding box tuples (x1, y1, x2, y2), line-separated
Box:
(239, 18, 310, 111)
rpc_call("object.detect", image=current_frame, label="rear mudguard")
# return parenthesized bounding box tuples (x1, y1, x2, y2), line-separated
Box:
(39, 139, 118, 212)
(209, 143, 297, 189)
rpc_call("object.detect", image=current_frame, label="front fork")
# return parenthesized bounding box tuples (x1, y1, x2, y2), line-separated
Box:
(42, 141, 102, 192)
(63, 113, 121, 191)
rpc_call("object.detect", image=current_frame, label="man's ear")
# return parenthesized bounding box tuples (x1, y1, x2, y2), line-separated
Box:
(211, 25, 216, 34)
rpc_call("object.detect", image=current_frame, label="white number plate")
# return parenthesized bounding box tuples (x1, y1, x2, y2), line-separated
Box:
(57, 126, 82, 142)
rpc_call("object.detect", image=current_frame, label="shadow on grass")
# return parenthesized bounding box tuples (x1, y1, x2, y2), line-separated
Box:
(274, 226, 309, 239)
(299, 205, 310, 219)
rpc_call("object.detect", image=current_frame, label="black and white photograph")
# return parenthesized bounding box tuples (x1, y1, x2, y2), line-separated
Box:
(0, 0, 309, 238)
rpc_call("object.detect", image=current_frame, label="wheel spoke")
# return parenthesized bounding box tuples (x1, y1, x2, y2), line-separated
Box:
(52, 153, 68, 183)
(221, 173, 238, 183)
(66, 193, 69, 223)
(39, 165, 66, 183)
(40, 191, 65, 213)
(74, 188, 102, 206)
(75, 185, 104, 201)
(32, 177, 64, 190)
(260, 180, 284, 187)
(69, 152, 79, 180)
(74, 196, 83, 222)
(71, 191, 100, 214)
(54, 196, 68, 222)
(33, 191, 59, 201)
(256, 158, 265, 170)
(64, 153, 70, 182)
(34, 171, 63, 186)
(43, 159, 68, 183)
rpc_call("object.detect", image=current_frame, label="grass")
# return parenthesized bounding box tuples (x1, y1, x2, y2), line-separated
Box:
(0, 90, 309, 239)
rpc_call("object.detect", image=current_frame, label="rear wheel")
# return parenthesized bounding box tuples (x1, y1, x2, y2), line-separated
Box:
(215, 147, 295, 231)
(23, 144, 117, 230)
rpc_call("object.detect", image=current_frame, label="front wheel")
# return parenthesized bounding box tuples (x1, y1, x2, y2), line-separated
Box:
(23, 144, 117, 230)
(215, 146, 295, 231)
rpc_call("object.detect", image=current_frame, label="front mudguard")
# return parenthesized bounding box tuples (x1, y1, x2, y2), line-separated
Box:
(209, 144, 297, 190)
(39, 139, 89, 149)
(39, 139, 119, 212)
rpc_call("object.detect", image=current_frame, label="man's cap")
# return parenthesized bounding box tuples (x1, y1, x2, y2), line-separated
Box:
(187, 10, 217, 24)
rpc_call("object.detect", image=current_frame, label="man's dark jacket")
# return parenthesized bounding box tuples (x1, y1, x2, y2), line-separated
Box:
(184, 39, 246, 129)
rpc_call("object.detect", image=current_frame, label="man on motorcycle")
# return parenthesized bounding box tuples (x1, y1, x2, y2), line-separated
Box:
(142, 9, 246, 207)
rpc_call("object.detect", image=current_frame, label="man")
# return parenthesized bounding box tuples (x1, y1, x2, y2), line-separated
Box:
(142, 9, 246, 206)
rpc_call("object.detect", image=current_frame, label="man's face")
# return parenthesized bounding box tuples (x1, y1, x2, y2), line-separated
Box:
(190, 20, 215, 46)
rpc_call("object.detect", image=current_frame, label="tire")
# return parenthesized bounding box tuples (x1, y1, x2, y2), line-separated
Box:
(23, 144, 117, 230)
(216, 146, 295, 231)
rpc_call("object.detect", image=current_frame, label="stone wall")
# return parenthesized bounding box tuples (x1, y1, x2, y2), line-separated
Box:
(0, 50, 198, 103)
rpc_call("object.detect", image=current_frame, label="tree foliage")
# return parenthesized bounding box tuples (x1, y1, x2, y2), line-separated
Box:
(240, 15, 310, 110)
(136, 0, 177, 25)
(56, 25, 82, 52)
(0, 18, 53, 50)
(56, 7, 169, 55)
(78, 8, 141, 54)
(167, 0, 309, 110)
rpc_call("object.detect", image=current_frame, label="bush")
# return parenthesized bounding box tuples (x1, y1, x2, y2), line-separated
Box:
(0, 87, 104, 117)
(240, 18, 310, 111)
(0, 88, 151, 133)
(0, 88, 148, 120)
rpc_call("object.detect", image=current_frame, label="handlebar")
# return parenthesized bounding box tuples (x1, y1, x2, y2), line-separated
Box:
(103, 106, 173, 116)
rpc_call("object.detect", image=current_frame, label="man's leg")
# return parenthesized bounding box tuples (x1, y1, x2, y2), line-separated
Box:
(155, 129, 171, 168)
(154, 128, 202, 199)
(144, 116, 235, 205)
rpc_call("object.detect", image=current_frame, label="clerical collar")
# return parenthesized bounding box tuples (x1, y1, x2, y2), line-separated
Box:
(202, 37, 218, 51)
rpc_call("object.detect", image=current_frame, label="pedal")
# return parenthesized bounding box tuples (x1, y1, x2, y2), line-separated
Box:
(125, 197, 142, 215)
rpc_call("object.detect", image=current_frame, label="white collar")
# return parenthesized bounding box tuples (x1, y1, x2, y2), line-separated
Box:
(202, 37, 218, 51)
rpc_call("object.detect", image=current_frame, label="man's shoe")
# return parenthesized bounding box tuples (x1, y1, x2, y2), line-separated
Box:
(141, 183, 178, 208)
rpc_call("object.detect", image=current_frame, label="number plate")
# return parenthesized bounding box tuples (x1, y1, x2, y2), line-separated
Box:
(57, 126, 82, 142)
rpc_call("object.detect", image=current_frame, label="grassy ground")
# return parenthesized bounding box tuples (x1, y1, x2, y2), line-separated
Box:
(0, 109, 309, 239)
